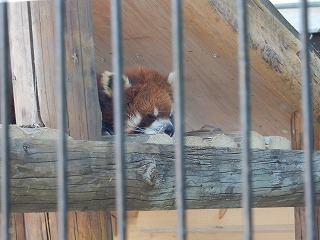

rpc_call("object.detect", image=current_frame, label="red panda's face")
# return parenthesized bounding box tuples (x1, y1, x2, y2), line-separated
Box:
(98, 67, 175, 136)
(125, 82, 174, 136)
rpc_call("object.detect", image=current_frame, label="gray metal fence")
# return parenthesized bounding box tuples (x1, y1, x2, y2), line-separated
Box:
(0, 0, 316, 240)
(1, 3, 10, 240)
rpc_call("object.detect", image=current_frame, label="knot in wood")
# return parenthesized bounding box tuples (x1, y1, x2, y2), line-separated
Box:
(142, 162, 157, 187)
(23, 143, 29, 152)
(72, 52, 78, 64)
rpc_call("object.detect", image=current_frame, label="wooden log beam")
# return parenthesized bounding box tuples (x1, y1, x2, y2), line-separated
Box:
(3, 132, 320, 212)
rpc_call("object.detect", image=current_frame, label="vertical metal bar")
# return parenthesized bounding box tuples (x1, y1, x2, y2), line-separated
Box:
(171, 1, 186, 240)
(300, 0, 316, 239)
(0, 3, 10, 240)
(237, 0, 252, 240)
(110, 0, 126, 240)
(54, 0, 68, 239)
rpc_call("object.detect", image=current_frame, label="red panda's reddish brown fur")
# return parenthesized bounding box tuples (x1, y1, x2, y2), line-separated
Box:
(97, 66, 175, 135)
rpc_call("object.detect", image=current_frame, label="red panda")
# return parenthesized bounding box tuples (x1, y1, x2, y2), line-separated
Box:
(97, 66, 175, 136)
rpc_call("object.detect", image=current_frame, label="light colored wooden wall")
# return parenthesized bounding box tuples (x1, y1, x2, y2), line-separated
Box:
(115, 208, 295, 240)
(91, 0, 320, 139)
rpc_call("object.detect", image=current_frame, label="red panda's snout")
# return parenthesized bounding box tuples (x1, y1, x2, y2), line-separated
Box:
(164, 123, 175, 136)
(126, 110, 175, 136)
(142, 118, 174, 136)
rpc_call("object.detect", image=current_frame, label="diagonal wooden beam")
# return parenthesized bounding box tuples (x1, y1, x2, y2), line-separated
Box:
(292, 111, 320, 240)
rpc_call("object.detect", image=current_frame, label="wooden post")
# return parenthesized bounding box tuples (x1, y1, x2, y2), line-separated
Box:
(7, 2, 39, 239)
(7, 1, 108, 239)
(292, 111, 320, 240)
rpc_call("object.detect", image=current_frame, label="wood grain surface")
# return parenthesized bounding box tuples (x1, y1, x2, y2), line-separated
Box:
(0, 136, 319, 211)
(292, 111, 320, 240)
(91, 0, 320, 139)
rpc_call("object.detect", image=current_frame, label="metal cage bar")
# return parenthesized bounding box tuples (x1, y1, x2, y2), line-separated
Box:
(300, 0, 316, 239)
(0, 3, 10, 240)
(54, 0, 68, 239)
(275, 2, 320, 9)
(0, 0, 317, 240)
(237, 0, 253, 239)
(171, 0, 186, 240)
(110, 0, 126, 240)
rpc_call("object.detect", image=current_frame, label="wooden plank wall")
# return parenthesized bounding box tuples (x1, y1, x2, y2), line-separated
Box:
(117, 209, 295, 240)
(292, 111, 320, 240)
(91, 0, 319, 139)
(6, 1, 105, 239)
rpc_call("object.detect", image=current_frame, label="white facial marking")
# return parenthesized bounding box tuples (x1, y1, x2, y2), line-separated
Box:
(101, 71, 113, 97)
(144, 118, 174, 135)
(125, 113, 142, 133)
(154, 107, 159, 117)
(168, 71, 175, 85)
(122, 75, 131, 89)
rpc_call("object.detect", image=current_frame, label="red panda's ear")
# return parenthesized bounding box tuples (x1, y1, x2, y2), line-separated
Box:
(100, 71, 131, 97)
(167, 71, 175, 87)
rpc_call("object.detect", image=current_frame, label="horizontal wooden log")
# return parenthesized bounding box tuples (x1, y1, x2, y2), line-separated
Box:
(2, 131, 319, 212)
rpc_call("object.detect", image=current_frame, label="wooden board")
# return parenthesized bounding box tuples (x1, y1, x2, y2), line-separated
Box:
(136, 208, 294, 233)
(118, 209, 295, 240)
(8, 2, 41, 126)
(91, 0, 320, 140)
(7, 1, 106, 239)
(292, 111, 320, 240)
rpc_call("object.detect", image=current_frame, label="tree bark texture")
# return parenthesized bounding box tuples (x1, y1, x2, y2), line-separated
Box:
(1, 135, 320, 212)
